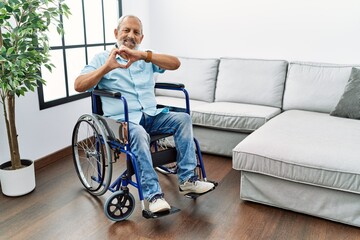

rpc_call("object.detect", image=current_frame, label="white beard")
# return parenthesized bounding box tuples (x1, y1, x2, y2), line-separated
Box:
(116, 40, 140, 50)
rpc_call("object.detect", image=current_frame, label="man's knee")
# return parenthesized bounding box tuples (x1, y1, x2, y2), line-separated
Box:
(130, 124, 150, 145)
(174, 112, 192, 127)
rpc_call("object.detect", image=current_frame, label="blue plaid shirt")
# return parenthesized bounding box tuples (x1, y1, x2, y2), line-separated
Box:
(81, 50, 167, 123)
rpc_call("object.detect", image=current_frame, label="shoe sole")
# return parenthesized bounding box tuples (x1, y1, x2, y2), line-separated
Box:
(179, 185, 215, 195)
(150, 206, 171, 213)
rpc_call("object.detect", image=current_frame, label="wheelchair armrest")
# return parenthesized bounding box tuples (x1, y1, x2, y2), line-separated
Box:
(155, 82, 190, 115)
(92, 89, 121, 98)
(155, 82, 185, 90)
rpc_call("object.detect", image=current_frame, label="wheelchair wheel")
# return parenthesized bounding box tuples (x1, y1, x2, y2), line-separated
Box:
(72, 114, 112, 196)
(104, 190, 135, 221)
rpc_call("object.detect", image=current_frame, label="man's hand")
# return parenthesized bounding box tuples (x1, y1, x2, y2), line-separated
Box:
(116, 45, 143, 68)
(106, 48, 132, 69)
(106, 46, 143, 69)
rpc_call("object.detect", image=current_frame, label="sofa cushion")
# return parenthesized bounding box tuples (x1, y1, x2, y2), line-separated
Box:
(191, 102, 281, 133)
(215, 58, 288, 108)
(330, 67, 360, 119)
(283, 62, 358, 113)
(233, 110, 360, 194)
(155, 57, 219, 102)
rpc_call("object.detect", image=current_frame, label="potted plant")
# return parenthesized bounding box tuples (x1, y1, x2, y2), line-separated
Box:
(0, 0, 70, 196)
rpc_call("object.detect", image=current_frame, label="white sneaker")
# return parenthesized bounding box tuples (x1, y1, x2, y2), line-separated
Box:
(149, 195, 171, 213)
(179, 177, 215, 195)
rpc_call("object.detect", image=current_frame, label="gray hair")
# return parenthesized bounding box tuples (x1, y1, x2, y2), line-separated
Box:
(117, 15, 143, 34)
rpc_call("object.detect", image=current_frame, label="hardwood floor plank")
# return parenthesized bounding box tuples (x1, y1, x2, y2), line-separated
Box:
(1, 152, 360, 240)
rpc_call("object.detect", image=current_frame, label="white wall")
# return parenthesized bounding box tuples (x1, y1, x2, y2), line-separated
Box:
(1, 0, 359, 164)
(146, 0, 360, 64)
(0, 91, 91, 164)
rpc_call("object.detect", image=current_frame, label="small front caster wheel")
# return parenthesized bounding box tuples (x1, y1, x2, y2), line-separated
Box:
(104, 190, 135, 221)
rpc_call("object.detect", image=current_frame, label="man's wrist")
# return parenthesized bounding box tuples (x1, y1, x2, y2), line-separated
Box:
(145, 50, 152, 63)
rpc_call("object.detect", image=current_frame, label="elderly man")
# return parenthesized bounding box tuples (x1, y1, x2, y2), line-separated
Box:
(74, 15, 214, 213)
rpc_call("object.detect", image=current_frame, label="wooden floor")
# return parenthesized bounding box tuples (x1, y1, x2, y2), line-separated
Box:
(1, 153, 360, 240)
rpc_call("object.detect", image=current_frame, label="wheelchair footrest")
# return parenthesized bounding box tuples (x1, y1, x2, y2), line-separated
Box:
(155, 165, 177, 175)
(142, 206, 181, 219)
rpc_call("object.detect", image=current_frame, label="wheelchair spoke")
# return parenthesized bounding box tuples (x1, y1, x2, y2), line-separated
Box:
(72, 115, 112, 196)
(104, 191, 135, 221)
(109, 195, 131, 216)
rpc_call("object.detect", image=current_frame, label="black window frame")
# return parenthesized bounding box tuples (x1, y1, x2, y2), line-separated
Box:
(38, 0, 122, 110)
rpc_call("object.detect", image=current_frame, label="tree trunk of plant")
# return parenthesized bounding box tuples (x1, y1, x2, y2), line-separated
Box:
(1, 27, 21, 170)
(4, 93, 22, 170)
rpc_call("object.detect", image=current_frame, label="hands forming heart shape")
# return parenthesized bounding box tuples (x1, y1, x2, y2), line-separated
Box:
(109, 46, 140, 69)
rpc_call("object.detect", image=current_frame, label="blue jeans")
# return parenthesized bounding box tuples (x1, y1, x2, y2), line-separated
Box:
(129, 112, 197, 201)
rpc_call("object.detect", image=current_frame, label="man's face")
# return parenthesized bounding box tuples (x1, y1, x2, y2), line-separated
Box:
(114, 17, 143, 49)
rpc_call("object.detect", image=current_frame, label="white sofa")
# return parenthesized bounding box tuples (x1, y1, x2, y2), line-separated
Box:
(156, 57, 360, 227)
(156, 57, 287, 156)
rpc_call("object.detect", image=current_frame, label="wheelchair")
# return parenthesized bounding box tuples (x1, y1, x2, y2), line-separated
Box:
(72, 82, 217, 221)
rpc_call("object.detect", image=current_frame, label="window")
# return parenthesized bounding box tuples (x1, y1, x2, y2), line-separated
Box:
(38, 0, 122, 109)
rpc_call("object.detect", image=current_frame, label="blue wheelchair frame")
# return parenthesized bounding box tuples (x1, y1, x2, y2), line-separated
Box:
(72, 82, 214, 221)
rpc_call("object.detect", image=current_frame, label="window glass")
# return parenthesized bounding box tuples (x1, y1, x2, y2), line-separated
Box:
(63, 0, 85, 45)
(84, 0, 104, 44)
(66, 48, 87, 96)
(47, 23, 62, 47)
(105, 44, 116, 51)
(104, 1, 120, 42)
(41, 50, 66, 102)
(87, 46, 106, 63)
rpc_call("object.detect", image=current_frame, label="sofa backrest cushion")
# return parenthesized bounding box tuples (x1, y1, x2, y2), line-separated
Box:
(215, 58, 288, 108)
(155, 57, 219, 102)
(330, 67, 360, 119)
(283, 62, 356, 113)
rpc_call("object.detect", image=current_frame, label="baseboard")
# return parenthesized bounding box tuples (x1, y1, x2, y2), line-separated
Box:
(34, 146, 72, 170)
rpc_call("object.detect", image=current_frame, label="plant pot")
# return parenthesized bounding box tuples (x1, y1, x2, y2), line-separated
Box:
(0, 159, 36, 197)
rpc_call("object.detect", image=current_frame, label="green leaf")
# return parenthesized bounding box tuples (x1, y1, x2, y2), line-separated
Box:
(0, 0, 70, 97)
(47, 7, 57, 12)
(6, 47, 14, 56)
(4, 5, 13, 13)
